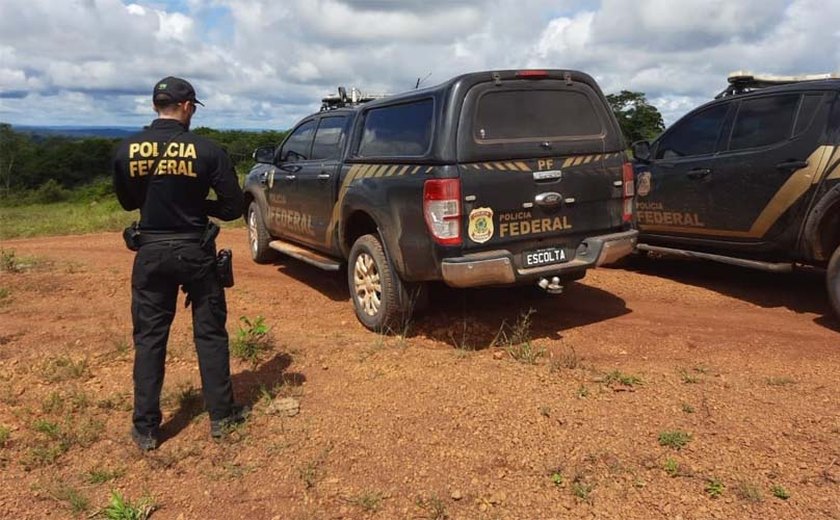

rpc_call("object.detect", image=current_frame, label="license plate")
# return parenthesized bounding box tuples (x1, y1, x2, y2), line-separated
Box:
(524, 246, 568, 268)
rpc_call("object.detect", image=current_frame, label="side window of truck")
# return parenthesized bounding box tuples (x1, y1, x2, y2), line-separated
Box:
(311, 116, 348, 161)
(727, 94, 800, 151)
(280, 120, 316, 162)
(357, 99, 434, 157)
(655, 103, 730, 160)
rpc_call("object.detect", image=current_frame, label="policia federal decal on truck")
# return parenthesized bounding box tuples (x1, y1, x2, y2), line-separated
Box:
(637, 146, 835, 238)
(468, 207, 494, 243)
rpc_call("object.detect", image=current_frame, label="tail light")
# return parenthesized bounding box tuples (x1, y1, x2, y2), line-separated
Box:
(423, 179, 461, 246)
(622, 162, 635, 223)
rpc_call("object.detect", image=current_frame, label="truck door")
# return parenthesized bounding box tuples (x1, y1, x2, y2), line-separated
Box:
(268, 119, 316, 239)
(704, 92, 825, 243)
(638, 102, 732, 237)
(294, 115, 349, 249)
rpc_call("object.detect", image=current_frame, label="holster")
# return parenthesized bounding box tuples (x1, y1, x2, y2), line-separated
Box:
(122, 222, 141, 251)
(216, 249, 234, 288)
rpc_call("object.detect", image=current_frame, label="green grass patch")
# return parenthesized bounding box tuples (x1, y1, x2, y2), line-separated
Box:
(0, 425, 10, 448)
(770, 484, 790, 500)
(86, 467, 125, 485)
(494, 309, 545, 364)
(658, 430, 692, 450)
(603, 370, 643, 387)
(705, 478, 725, 498)
(100, 491, 156, 520)
(231, 315, 273, 366)
(0, 198, 136, 240)
(40, 356, 88, 382)
(346, 491, 386, 512)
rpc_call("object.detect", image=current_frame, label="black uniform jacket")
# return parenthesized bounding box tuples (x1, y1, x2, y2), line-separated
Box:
(112, 119, 244, 231)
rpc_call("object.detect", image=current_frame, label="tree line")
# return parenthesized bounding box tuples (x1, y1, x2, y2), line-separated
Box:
(0, 91, 664, 204)
(0, 123, 287, 203)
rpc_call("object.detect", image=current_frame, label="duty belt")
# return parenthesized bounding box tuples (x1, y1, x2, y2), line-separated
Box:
(137, 231, 204, 246)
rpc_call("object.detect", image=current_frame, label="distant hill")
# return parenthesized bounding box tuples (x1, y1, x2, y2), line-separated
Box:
(12, 125, 140, 139)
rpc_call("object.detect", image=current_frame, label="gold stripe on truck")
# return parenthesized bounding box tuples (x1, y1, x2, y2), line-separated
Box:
(642, 146, 834, 238)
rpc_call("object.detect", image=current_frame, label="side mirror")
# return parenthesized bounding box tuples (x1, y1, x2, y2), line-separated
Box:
(252, 146, 276, 164)
(631, 141, 652, 163)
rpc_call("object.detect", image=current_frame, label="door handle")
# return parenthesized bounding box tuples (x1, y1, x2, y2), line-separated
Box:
(259, 171, 269, 185)
(317, 173, 331, 180)
(775, 160, 808, 171)
(686, 168, 711, 180)
(284, 175, 297, 181)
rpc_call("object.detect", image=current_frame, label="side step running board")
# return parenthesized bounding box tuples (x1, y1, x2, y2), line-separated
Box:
(637, 244, 794, 273)
(269, 240, 342, 271)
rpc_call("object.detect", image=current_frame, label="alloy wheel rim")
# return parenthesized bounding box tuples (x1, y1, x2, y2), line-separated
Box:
(353, 252, 381, 317)
(248, 209, 258, 254)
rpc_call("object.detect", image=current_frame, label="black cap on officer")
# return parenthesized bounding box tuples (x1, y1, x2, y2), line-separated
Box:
(153, 76, 204, 107)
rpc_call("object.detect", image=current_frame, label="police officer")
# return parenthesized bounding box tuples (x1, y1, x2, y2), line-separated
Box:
(113, 76, 246, 451)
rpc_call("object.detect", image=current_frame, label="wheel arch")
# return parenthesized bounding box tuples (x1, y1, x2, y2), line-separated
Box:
(802, 184, 840, 263)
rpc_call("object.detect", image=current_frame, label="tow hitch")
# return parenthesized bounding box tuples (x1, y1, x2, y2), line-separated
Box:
(537, 277, 564, 294)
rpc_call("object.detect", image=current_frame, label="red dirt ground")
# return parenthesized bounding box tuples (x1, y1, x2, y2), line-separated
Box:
(0, 229, 838, 519)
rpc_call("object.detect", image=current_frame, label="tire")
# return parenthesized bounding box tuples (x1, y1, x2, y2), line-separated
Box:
(827, 245, 840, 320)
(246, 201, 277, 264)
(348, 234, 416, 332)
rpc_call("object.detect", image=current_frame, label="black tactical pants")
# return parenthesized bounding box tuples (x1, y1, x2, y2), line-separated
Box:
(130, 239, 234, 436)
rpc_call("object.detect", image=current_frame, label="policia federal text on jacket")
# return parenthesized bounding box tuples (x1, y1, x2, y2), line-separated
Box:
(112, 76, 246, 451)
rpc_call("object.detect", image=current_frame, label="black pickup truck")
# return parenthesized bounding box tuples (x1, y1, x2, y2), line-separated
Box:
(244, 69, 638, 330)
(632, 73, 840, 320)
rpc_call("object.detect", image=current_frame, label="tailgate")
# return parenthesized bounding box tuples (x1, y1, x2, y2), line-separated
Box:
(459, 155, 625, 258)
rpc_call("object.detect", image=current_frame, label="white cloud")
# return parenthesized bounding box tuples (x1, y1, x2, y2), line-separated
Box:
(0, 0, 838, 129)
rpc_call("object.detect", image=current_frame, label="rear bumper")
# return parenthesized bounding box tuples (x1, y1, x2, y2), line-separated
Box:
(440, 230, 638, 288)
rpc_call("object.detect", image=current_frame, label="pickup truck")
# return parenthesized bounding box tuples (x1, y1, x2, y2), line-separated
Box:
(244, 69, 638, 331)
(633, 72, 840, 320)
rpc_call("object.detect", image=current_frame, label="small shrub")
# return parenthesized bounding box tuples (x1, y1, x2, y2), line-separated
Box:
(1, 249, 22, 273)
(678, 368, 700, 384)
(416, 496, 448, 520)
(550, 471, 564, 486)
(40, 356, 88, 382)
(556, 346, 581, 370)
(86, 467, 125, 485)
(0, 425, 10, 448)
(663, 458, 679, 477)
(34, 179, 70, 203)
(576, 385, 589, 398)
(603, 370, 642, 387)
(681, 403, 695, 414)
(770, 484, 790, 500)
(347, 491, 386, 512)
(705, 478, 725, 498)
(101, 491, 156, 520)
(230, 315, 272, 366)
(47, 482, 90, 515)
(495, 309, 545, 364)
(571, 475, 594, 501)
(658, 430, 691, 450)
(735, 481, 762, 503)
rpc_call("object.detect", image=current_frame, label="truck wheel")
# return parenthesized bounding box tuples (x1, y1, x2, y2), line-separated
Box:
(827, 246, 840, 320)
(348, 234, 411, 332)
(247, 201, 276, 264)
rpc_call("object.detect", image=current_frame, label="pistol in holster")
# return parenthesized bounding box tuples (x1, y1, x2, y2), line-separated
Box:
(216, 249, 234, 288)
(122, 222, 141, 251)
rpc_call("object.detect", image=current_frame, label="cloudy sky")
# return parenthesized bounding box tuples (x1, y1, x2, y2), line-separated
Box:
(1, 0, 839, 131)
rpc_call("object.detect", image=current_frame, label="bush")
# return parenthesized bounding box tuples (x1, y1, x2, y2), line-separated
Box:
(33, 179, 69, 203)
